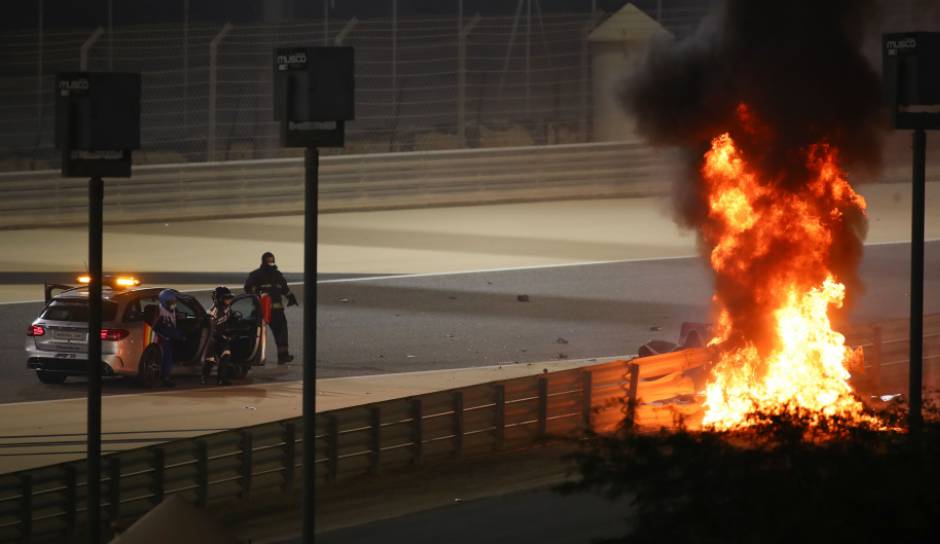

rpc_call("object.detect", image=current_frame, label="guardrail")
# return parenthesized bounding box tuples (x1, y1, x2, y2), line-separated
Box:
(0, 315, 936, 542)
(0, 141, 675, 230)
(0, 351, 697, 543)
(845, 314, 940, 394)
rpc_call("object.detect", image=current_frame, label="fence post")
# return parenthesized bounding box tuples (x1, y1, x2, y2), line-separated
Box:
(19, 473, 31, 544)
(79, 26, 104, 70)
(370, 406, 381, 473)
(334, 17, 359, 46)
(537, 376, 549, 439)
(871, 325, 883, 392)
(458, 14, 482, 146)
(327, 415, 339, 482)
(494, 384, 506, 450)
(453, 391, 465, 457)
(282, 422, 295, 492)
(582, 371, 593, 432)
(207, 22, 233, 161)
(109, 456, 121, 524)
(65, 465, 77, 536)
(151, 448, 165, 506)
(411, 398, 424, 465)
(239, 430, 253, 499)
(195, 440, 208, 507)
(625, 363, 640, 428)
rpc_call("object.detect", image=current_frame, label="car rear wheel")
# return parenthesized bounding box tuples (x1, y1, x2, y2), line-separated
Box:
(37, 371, 66, 384)
(137, 346, 161, 388)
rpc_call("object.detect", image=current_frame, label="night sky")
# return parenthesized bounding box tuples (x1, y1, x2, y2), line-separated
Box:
(3, 0, 710, 31)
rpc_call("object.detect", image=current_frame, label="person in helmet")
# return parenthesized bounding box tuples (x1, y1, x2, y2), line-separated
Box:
(244, 252, 297, 364)
(153, 289, 185, 387)
(203, 286, 236, 385)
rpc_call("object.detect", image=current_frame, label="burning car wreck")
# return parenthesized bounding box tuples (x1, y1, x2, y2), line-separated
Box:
(625, 0, 887, 430)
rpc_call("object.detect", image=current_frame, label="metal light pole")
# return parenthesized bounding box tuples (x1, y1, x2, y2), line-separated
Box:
(274, 47, 352, 542)
(302, 147, 318, 544)
(56, 71, 140, 544)
(87, 175, 104, 543)
(909, 127, 926, 433)
(881, 31, 940, 433)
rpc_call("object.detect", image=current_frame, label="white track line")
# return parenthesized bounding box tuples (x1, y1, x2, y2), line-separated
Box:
(1, 237, 937, 305)
(311, 237, 940, 285)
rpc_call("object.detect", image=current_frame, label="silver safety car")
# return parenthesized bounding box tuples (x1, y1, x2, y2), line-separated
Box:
(25, 276, 267, 386)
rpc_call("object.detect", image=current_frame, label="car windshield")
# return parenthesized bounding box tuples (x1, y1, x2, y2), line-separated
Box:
(40, 299, 118, 322)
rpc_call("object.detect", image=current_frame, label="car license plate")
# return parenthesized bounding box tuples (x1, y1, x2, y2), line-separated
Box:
(54, 329, 87, 342)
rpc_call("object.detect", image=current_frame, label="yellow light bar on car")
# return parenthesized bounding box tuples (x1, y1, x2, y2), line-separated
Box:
(114, 276, 140, 287)
(77, 275, 91, 284)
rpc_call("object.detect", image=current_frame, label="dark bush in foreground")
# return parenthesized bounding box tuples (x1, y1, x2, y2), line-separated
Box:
(559, 405, 940, 544)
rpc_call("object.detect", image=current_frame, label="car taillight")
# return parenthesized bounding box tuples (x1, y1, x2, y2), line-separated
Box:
(27, 325, 45, 337)
(100, 328, 129, 341)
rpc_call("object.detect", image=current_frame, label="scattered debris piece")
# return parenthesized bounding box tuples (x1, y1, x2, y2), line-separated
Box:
(875, 394, 902, 402)
(557, 353, 568, 360)
(243, 405, 257, 411)
(521, 349, 528, 353)
(454, 498, 463, 503)
(338, 297, 352, 303)
(650, 326, 662, 331)
(448, 295, 457, 300)
(517, 294, 530, 302)
(555, 337, 569, 344)
(406, 354, 416, 358)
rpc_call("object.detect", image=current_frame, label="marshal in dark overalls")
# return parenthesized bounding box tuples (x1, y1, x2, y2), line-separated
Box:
(244, 252, 297, 364)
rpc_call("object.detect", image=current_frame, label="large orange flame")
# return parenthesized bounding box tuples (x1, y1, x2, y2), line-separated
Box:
(699, 129, 869, 430)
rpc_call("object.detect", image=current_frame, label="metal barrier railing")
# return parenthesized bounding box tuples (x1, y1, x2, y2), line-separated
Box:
(0, 315, 936, 542)
(0, 354, 675, 543)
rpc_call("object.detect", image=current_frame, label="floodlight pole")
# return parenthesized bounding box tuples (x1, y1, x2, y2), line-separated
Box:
(302, 146, 318, 544)
(909, 127, 926, 433)
(87, 175, 104, 543)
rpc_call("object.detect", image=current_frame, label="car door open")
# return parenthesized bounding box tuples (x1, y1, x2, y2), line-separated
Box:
(229, 294, 265, 366)
(173, 295, 209, 365)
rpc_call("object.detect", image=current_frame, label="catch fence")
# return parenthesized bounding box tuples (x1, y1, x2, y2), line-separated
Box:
(0, 6, 712, 173)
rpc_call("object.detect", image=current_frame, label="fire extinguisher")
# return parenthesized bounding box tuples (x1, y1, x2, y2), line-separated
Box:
(259, 293, 273, 325)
